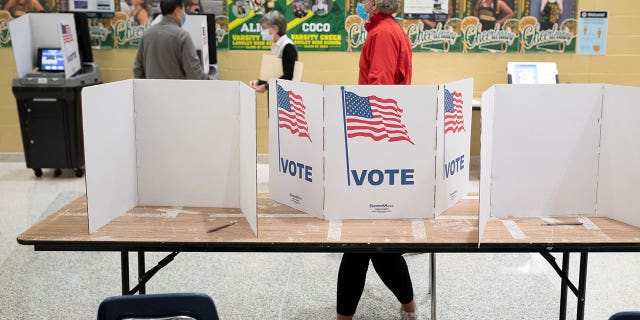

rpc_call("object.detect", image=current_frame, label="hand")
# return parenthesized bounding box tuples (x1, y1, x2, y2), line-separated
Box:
(249, 79, 259, 88)
(254, 84, 267, 93)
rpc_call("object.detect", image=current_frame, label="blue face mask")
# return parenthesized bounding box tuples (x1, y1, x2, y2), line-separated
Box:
(181, 12, 187, 25)
(356, 2, 368, 20)
(261, 28, 274, 41)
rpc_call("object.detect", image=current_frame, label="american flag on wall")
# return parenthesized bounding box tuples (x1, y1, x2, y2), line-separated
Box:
(444, 88, 465, 134)
(61, 24, 74, 43)
(277, 84, 311, 142)
(343, 90, 414, 144)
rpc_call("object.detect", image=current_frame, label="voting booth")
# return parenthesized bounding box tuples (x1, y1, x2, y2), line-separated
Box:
(479, 84, 640, 241)
(268, 78, 473, 220)
(81, 80, 257, 234)
(507, 62, 559, 84)
(9, 13, 101, 177)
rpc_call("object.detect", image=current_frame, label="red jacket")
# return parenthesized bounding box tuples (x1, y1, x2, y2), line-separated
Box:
(358, 13, 413, 85)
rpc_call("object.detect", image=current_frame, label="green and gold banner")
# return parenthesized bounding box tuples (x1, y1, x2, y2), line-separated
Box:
(228, 0, 282, 49)
(401, 0, 464, 53)
(460, 0, 519, 53)
(0, 10, 11, 47)
(89, 17, 115, 49)
(0, 0, 578, 52)
(215, 15, 229, 49)
(285, 0, 346, 51)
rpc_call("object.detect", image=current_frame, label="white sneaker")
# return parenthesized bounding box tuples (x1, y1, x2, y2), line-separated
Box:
(400, 309, 418, 320)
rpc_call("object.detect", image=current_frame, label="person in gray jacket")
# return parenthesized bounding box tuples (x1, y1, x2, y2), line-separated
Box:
(133, 0, 207, 79)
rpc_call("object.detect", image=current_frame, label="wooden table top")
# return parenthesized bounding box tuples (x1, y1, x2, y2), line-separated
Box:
(17, 193, 640, 253)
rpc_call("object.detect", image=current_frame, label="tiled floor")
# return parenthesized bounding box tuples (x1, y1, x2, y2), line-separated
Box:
(0, 155, 638, 319)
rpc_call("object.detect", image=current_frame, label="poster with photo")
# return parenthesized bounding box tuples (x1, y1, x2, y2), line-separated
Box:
(285, 0, 346, 51)
(402, 0, 463, 52)
(1, 0, 56, 47)
(1, 0, 54, 19)
(109, 10, 148, 48)
(228, 0, 282, 49)
(460, 0, 520, 53)
(519, 0, 576, 53)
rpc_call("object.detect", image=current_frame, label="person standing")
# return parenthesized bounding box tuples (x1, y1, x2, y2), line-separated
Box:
(337, 0, 416, 319)
(133, 0, 207, 79)
(249, 10, 298, 93)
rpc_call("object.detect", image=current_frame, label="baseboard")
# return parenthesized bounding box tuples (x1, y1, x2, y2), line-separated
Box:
(257, 153, 268, 164)
(0, 152, 24, 162)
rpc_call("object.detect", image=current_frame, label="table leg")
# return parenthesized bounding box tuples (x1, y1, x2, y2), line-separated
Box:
(430, 252, 436, 320)
(560, 252, 570, 320)
(428, 253, 432, 295)
(576, 252, 588, 320)
(121, 251, 129, 295)
(138, 251, 146, 294)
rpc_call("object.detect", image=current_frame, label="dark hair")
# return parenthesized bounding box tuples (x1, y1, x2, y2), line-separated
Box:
(260, 10, 287, 36)
(160, 0, 184, 15)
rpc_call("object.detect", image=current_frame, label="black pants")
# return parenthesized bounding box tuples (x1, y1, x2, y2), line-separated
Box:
(336, 253, 414, 316)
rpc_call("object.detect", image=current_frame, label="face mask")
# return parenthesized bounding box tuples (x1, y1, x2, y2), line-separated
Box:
(181, 12, 187, 25)
(356, 2, 368, 20)
(261, 28, 274, 41)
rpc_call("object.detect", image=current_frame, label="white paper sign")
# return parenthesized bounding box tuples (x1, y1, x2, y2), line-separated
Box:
(268, 79, 324, 218)
(58, 19, 81, 79)
(435, 78, 473, 215)
(324, 85, 438, 220)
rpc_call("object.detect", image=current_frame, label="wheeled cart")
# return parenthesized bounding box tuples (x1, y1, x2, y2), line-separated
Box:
(12, 63, 101, 177)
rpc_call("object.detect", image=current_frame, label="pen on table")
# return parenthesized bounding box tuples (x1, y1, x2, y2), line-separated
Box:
(207, 220, 237, 233)
(541, 222, 584, 226)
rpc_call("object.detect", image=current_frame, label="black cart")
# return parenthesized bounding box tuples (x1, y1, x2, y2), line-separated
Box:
(12, 63, 101, 177)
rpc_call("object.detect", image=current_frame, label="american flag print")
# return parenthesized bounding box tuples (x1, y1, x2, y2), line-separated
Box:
(277, 84, 311, 142)
(343, 90, 414, 144)
(444, 88, 465, 134)
(61, 24, 74, 43)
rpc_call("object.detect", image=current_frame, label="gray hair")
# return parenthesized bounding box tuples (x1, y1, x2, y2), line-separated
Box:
(260, 11, 287, 36)
(375, 0, 398, 14)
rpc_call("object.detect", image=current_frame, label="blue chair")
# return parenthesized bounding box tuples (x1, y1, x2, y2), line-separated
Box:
(609, 312, 640, 320)
(97, 293, 219, 320)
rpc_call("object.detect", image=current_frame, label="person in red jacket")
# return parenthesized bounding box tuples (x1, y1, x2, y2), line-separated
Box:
(336, 0, 416, 319)
(357, 3, 412, 85)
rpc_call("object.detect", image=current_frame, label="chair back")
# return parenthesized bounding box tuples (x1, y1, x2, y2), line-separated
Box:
(609, 312, 640, 320)
(97, 293, 219, 320)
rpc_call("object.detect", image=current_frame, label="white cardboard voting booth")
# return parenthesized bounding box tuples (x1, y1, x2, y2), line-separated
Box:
(269, 79, 473, 220)
(479, 84, 640, 241)
(9, 13, 81, 79)
(82, 80, 257, 235)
